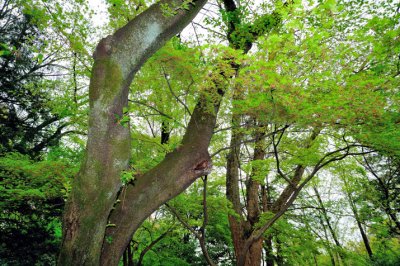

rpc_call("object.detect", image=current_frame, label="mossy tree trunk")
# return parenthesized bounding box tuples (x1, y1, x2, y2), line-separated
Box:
(58, 0, 207, 265)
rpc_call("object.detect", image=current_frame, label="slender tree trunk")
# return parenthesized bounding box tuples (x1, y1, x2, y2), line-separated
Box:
(245, 128, 266, 266)
(127, 242, 134, 266)
(123, 239, 134, 266)
(319, 214, 337, 266)
(123, 249, 127, 266)
(345, 189, 373, 260)
(58, 1, 208, 265)
(374, 175, 400, 233)
(264, 236, 274, 266)
(161, 121, 170, 144)
(313, 187, 346, 263)
(313, 254, 319, 266)
(226, 113, 246, 262)
(363, 156, 400, 234)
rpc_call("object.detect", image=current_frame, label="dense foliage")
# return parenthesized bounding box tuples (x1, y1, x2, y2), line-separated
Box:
(0, 0, 89, 264)
(1, 0, 399, 265)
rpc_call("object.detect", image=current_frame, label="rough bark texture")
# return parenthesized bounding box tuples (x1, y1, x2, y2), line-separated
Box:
(226, 121, 266, 266)
(244, 130, 266, 266)
(221, 0, 288, 264)
(58, 0, 207, 265)
(226, 113, 246, 262)
(101, 90, 223, 265)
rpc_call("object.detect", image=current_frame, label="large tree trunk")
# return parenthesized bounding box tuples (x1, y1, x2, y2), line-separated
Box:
(58, 1, 208, 265)
(101, 89, 224, 265)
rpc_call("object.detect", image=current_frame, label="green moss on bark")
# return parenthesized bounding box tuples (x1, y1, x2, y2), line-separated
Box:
(89, 58, 124, 105)
(103, 60, 124, 103)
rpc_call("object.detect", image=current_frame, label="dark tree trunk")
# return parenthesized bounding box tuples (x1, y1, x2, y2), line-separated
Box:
(123, 249, 127, 266)
(275, 237, 284, 266)
(264, 236, 274, 266)
(161, 121, 170, 144)
(128, 242, 134, 266)
(345, 188, 373, 260)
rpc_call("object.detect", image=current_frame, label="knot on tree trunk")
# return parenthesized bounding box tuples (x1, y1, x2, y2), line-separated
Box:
(193, 159, 212, 176)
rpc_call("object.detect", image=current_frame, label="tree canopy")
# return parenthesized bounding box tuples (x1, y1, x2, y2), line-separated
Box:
(0, 0, 399, 265)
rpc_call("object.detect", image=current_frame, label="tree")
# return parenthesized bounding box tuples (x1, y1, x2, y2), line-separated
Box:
(0, 152, 77, 265)
(57, 1, 221, 264)
(0, 0, 90, 264)
(361, 153, 400, 236)
(1, 0, 397, 264)
(218, 0, 400, 264)
(0, 0, 64, 158)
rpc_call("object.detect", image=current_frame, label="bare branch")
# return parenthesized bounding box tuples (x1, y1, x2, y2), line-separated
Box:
(161, 66, 192, 116)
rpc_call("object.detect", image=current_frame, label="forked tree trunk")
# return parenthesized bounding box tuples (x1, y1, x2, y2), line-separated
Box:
(221, 0, 286, 264)
(101, 88, 225, 265)
(232, 129, 320, 266)
(226, 121, 267, 266)
(58, 1, 208, 265)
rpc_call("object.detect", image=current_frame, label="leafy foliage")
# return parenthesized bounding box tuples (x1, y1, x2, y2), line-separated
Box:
(1, 0, 400, 264)
(0, 151, 78, 265)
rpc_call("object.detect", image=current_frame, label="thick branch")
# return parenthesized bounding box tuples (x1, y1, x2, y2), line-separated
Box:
(101, 85, 224, 265)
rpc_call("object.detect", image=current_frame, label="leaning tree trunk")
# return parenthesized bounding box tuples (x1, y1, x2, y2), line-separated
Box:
(345, 187, 373, 260)
(58, 0, 208, 265)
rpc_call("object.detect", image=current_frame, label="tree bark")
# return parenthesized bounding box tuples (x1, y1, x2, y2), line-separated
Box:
(222, 0, 284, 263)
(236, 129, 320, 266)
(244, 128, 266, 266)
(58, 1, 207, 265)
(226, 112, 246, 263)
(101, 84, 224, 265)
(363, 156, 400, 234)
(227, 121, 267, 266)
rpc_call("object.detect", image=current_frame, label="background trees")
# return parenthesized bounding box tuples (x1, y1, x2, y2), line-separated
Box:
(0, 0, 91, 264)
